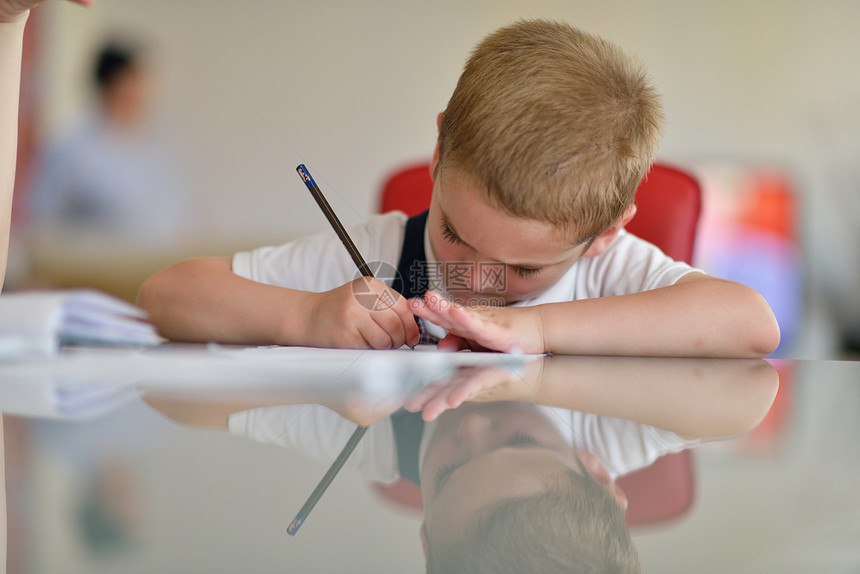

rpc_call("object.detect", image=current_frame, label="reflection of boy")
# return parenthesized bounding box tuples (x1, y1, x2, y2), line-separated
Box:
(139, 20, 779, 358)
(228, 400, 692, 573)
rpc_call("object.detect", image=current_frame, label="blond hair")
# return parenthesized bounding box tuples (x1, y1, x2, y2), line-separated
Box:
(438, 19, 664, 241)
(426, 469, 642, 574)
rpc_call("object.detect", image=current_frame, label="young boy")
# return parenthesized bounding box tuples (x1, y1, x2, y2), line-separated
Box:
(138, 19, 780, 358)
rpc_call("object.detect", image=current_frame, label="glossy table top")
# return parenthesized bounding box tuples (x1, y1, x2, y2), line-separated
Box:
(1, 347, 858, 573)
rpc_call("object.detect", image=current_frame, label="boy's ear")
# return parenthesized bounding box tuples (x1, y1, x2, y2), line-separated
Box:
(582, 203, 637, 258)
(430, 112, 444, 180)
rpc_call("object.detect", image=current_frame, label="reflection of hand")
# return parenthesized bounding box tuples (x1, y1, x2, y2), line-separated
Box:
(324, 394, 405, 427)
(1, 0, 91, 24)
(409, 290, 545, 353)
(305, 278, 420, 349)
(403, 360, 544, 421)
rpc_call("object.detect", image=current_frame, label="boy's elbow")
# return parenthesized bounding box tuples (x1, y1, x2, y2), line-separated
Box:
(136, 259, 197, 318)
(743, 290, 781, 358)
(136, 267, 168, 314)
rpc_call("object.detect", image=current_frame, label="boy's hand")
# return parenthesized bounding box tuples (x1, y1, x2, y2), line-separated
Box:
(1, 0, 91, 23)
(408, 290, 546, 354)
(304, 277, 420, 349)
(403, 359, 545, 421)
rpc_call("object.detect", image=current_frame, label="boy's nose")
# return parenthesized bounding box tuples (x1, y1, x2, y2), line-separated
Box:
(457, 412, 493, 451)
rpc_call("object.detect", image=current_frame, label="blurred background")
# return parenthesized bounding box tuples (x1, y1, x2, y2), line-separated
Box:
(7, 0, 860, 359)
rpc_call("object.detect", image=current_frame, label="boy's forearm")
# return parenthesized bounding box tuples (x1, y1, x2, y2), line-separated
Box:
(137, 257, 315, 345)
(527, 356, 779, 439)
(0, 17, 28, 292)
(537, 274, 780, 358)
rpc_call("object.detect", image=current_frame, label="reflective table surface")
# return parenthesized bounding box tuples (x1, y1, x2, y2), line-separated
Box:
(1, 347, 858, 573)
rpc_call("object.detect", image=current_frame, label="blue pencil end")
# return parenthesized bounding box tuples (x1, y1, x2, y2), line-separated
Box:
(296, 164, 317, 189)
(287, 513, 307, 536)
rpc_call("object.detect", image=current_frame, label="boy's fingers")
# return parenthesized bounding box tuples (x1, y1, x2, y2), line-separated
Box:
(358, 321, 394, 350)
(391, 293, 420, 346)
(449, 369, 501, 404)
(404, 381, 447, 411)
(438, 333, 468, 351)
(421, 390, 456, 421)
(369, 304, 407, 347)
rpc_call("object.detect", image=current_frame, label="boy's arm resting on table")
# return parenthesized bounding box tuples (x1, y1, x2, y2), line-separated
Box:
(406, 355, 779, 439)
(411, 272, 780, 358)
(137, 257, 313, 344)
(538, 273, 780, 358)
(137, 257, 420, 348)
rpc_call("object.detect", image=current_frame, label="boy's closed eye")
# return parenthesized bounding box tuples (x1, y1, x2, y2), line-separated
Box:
(440, 219, 466, 247)
(434, 431, 540, 492)
(511, 265, 542, 278)
(440, 218, 544, 279)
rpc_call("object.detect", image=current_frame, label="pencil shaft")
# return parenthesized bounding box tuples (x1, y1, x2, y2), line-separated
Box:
(287, 425, 368, 535)
(297, 164, 374, 278)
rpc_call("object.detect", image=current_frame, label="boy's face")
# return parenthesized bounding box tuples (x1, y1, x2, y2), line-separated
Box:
(419, 401, 626, 551)
(426, 166, 592, 305)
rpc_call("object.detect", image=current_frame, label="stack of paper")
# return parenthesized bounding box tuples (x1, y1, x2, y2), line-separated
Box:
(0, 290, 161, 360)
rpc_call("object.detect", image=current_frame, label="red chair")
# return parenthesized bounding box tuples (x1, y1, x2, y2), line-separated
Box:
(374, 161, 702, 527)
(379, 162, 701, 265)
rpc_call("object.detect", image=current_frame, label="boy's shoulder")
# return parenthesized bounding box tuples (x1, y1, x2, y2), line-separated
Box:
(579, 230, 699, 298)
(232, 210, 409, 289)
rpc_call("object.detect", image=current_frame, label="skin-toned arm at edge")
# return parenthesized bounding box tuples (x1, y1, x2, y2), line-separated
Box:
(1, 1, 92, 292)
(1, 1, 91, 569)
(0, 13, 29, 293)
(137, 257, 420, 348)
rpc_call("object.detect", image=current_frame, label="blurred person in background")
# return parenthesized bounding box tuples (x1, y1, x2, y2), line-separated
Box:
(27, 38, 192, 249)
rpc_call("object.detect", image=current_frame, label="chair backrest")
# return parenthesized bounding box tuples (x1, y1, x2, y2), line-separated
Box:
(379, 162, 702, 264)
(625, 164, 701, 265)
(378, 162, 435, 219)
(374, 161, 702, 526)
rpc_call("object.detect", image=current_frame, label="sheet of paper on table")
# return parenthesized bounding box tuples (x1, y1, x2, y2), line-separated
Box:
(0, 289, 161, 361)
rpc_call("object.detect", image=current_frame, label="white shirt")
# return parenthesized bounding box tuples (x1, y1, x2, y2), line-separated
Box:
(227, 404, 694, 482)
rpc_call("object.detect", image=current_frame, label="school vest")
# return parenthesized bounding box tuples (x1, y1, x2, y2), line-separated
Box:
(389, 209, 430, 486)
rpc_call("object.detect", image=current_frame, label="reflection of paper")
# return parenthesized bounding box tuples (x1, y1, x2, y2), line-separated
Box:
(2, 343, 535, 391)
(139, 345, 536, 395)
(0, 290, 160, 361)
(0, 361, 138, 419)
(0, 345, 537, 419)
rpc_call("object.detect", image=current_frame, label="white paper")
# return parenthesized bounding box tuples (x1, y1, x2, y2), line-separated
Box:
(0, 290, 161, 361)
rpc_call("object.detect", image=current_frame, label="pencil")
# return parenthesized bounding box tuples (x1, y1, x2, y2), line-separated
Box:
(296, 164, 374, 278)
(287, 163, 371, 536)
(287, 426, 369, 536)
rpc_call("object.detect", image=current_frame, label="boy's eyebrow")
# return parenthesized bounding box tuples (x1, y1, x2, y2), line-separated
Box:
(440, 209, 578, 269)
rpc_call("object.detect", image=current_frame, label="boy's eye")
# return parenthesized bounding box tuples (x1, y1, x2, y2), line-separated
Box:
(512, 265, 542, 279)
(505, 431, 538, 446)
(440, 221, 465, 246)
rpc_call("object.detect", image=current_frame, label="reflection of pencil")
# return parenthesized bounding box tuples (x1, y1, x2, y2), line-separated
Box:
(296, 164, 374, 278)
(287, 426, 369, 536)
(288, 163, 371, 536)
